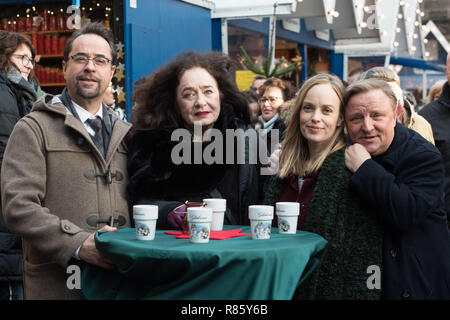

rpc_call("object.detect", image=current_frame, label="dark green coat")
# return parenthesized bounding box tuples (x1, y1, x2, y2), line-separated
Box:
(264, 148, 383, 300)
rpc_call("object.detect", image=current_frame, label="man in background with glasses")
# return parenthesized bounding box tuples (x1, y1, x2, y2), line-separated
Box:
(1, 22, 132, 299)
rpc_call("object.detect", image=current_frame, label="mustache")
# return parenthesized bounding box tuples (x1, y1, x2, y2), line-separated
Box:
(76, 75, 100, 82)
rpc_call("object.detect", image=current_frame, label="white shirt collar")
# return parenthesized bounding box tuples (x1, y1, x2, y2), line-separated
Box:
(71, 100, 103, 124)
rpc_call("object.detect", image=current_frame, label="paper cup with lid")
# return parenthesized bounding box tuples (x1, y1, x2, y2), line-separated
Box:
(133, 205, 158, 240)
(248, 205, 274, 240)
(203, 198, 226, 231)
(187, 207, 212, 243)
(276, 202, 300, 234)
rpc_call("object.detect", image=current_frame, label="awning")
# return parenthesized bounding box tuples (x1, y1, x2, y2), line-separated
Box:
(389, 56, 445, 72)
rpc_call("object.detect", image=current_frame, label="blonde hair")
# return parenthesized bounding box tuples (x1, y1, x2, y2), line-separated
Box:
(360, 67, 400, 85)
(278, 73, 346, 178)
(345, 78, 398, 113)
(359, 66, 403, 110)
(428, 79, 446, 102)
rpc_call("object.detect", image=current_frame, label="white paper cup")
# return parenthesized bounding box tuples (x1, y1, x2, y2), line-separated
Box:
(203, 198, 226, 231)
(276, 202, 300, 234)
(187, 207, 212, 243)
(133, 205, 158, 240)
(248, 205, 273, 240)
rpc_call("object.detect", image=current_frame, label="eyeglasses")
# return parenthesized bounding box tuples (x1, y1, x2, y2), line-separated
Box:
(70, 54, 112, 67)
(12, 54, 35, 67)
(258, 96, 283, 104)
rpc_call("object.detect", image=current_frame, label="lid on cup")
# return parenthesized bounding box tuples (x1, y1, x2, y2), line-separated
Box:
(202, 198, 226, 211)
(276, 202, 300, 216)
(133, 205, 158, 220)
(248, 205, 274, 220)
(187, 207, 212, 222)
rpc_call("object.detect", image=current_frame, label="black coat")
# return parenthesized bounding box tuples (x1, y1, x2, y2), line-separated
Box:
(127, 104, 259, 227)
(0, 71, 37, 282)
(350, 123, 450, 299)
(0, 72, 36, 165)
(419, 81, 450, 224)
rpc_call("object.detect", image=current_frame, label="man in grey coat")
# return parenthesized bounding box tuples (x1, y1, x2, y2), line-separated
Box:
(1, 23, 131, 299)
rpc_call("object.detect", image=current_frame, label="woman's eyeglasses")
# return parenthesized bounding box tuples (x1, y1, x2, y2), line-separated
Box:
(13, 54, 35, 67)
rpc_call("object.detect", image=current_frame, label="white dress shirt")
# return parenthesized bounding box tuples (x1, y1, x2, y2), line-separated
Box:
(72, 100, 103, 136)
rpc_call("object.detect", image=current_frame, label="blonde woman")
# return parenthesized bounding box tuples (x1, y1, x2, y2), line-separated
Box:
(264, 73, 382, 300)
(427, 79, 446, 103)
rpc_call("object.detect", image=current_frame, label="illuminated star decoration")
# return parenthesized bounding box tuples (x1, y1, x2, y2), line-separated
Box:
(115, 41, 124, 52)
(118, 91, 126, 103)
(115, 70, 125, 82)
(116, 62, 125, 72)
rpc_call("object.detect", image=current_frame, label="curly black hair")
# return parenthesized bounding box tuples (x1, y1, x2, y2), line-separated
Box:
(132, 51, 250, 132)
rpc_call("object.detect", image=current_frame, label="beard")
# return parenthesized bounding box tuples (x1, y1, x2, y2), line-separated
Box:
(75, 75, 102, 100)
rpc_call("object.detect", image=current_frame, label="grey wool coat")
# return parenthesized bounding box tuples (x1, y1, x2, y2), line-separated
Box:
(1, 94, 132, 299)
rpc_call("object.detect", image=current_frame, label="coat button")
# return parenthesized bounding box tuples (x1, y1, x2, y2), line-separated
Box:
(64, 225, 71, 231)
(77, 137, 84, 145)
(115, 171, 124, 181)
(84, 170, 96, 181)
(403, 290, 410, 298)
(390, 249, 397, 258)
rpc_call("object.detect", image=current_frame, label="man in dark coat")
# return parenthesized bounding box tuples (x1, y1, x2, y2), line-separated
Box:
(419, 53, 450, 227)
(344, 78, 450, 299)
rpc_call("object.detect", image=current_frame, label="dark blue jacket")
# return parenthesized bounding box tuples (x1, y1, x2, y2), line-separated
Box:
(419, 81, 450, 224)
(350, 123, 450, 299)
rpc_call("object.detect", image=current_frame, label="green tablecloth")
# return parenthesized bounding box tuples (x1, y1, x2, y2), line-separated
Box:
(81, 226, 327, 300)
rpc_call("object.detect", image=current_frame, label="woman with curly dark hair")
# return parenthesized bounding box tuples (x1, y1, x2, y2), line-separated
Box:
(127, 51, 259, 229)
(0, 30, 43, 300)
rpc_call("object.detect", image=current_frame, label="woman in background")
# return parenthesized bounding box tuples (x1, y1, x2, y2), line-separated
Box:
(427, 79, 446, 104)
(0, 30, 43, 301)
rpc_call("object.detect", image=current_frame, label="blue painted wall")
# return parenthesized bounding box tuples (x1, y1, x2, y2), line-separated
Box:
(328, 52, 343, 79)
(124, 0, 212, 113)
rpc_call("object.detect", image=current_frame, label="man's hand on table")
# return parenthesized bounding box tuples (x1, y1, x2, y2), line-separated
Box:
(79, 225, 117, 269)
